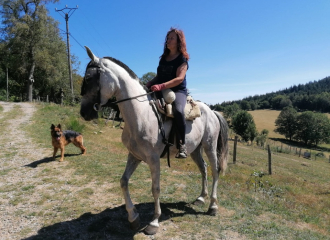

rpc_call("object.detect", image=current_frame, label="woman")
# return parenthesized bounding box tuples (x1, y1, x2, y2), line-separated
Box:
(146, 27, 189, 158)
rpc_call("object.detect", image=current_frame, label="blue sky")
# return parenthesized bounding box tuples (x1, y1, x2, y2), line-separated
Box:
(48, 1, 330, 105)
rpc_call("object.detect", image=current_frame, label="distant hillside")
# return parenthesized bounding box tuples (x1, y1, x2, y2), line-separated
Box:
(211, 76, 330, 113)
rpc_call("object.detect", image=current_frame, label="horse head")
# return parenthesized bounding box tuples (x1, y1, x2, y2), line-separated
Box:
(79, 47, 99, 120)
(80, 46, 145, 121)
(80, 46, 117, 121)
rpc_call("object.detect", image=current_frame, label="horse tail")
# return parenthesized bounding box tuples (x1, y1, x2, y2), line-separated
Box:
(213, 111, 229, 176)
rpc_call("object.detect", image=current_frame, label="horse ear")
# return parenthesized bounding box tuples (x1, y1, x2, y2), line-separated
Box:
(85, 46, 99, 63)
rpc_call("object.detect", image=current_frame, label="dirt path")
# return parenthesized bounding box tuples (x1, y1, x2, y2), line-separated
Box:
(0, 101, 50, 239)
(0, 102, 151, 240)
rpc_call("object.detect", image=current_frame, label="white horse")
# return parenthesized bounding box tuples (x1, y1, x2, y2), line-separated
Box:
(80, 46, 229, 235)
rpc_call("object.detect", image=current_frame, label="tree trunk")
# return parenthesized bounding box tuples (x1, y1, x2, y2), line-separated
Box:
(27, 61, 35, 102)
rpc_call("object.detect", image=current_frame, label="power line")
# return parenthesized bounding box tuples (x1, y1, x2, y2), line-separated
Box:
(69, 33, 85, 50)
(58, 27, 85, 50)
(55, 5, 78, 100)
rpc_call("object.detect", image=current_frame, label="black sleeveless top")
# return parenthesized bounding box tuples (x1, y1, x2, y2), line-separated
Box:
(156, 53, 188, 94)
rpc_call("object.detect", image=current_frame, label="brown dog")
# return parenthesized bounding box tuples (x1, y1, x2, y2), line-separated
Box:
(51, 124, 86, 162)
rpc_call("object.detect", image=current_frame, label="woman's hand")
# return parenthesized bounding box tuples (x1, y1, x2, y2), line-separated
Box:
(150, 83, 166, 92)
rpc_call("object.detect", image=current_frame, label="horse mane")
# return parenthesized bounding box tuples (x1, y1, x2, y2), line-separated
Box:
(85, 57, 148, 91)
(104, 57, 139, 80)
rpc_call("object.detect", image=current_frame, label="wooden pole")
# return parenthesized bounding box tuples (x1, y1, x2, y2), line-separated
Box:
(233, 135, 238, 164)
(112, 111, 117, 127)
(6, 67, 9, 101)
(268, 144, 272, 175)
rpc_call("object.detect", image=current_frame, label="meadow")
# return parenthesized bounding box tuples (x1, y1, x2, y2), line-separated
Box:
(0, 103, 329, 239)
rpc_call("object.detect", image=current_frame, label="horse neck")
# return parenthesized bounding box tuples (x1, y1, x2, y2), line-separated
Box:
(116, 77, 150, 124)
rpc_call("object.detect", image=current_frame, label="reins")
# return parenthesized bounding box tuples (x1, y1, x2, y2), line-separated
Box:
(93, 90, 154, 111)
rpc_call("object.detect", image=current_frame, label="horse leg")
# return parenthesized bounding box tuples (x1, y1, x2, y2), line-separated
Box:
(190, 145, 208, 205)
(204, 147, 220, 216)
(120, 153, 141, 230)
(144, 158, 161, 235)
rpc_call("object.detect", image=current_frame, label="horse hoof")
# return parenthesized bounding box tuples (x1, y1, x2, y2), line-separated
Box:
(144, 225, 159, 235)
(129, 216, 140, 231)
(207, 208, 218, 216)
(193, 199, 205, 206)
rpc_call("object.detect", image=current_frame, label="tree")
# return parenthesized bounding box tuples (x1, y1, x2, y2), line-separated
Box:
(271, 95, 287, 109)
(240, 100, 250, 110)
(260, 100, 270, 109)
(311, 113, 330, 145)
(250, 101, 257, 110)
(232, 110, 257, 143)
(295, 111, 314, 145)
(223, 103, 240, 126)
(0, 0, 75, 102)
(279, 98, 292, 109)
(256, 129, 269, 146)
(294, 111, 330, 146)
(274, 106, 298, 140)
(140, 72, 156, 85)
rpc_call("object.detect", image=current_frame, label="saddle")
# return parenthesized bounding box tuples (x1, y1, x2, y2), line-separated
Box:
(149, 89, 201, 167)
(154, 89, 201, 121)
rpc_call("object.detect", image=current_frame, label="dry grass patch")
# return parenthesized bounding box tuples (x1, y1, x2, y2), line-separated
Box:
(248, 109, 282, 138)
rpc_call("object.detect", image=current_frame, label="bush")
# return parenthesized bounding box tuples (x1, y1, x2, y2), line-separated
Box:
(65, 116, 85, 133)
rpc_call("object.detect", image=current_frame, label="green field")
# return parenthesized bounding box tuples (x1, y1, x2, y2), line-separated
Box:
(1, 103, 330, 239)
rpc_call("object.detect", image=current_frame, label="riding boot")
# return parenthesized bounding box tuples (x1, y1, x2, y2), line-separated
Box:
(175, 142, 187, 159)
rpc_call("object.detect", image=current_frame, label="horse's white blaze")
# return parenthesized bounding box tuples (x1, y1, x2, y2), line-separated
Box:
(81, 47, 229, 234)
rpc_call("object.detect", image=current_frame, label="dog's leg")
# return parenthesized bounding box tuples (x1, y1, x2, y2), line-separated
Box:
(59, 147, 65, 162)
(81, 145, 86, 155)
(73, 136, 86, 155)
(53, 147, 58, 160)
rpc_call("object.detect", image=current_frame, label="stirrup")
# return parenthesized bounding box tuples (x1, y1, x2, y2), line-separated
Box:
(175, 144, 187, 159)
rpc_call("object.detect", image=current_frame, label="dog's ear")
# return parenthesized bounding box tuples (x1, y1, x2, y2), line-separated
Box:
(57, 124, 61, 129)
(51, 124, 55, 130)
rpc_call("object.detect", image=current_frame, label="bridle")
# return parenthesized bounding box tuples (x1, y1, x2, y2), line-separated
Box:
(82, 63, 154, 112)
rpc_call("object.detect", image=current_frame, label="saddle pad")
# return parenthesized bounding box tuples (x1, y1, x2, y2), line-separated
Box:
(184, 96, 201, 121)
(155, 95, 201, 121)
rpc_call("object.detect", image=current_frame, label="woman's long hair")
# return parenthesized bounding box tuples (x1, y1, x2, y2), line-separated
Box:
(160, 27, 190, 61)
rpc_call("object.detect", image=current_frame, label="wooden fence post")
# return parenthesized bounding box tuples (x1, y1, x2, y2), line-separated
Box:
(112, 111, 117, 127)
(299, 148, 301, 157)
(233, 135, 238, 164)
(268, 144, 272, 175)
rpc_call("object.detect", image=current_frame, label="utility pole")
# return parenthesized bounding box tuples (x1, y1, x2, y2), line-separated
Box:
(55, 5, 78, 101)
(6, 67, 8, 102)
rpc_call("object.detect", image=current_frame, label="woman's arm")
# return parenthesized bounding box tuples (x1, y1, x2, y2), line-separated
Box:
(150, 63, 188, 91)
(163, 62, 188, 88)
(151, 62, 188, 91)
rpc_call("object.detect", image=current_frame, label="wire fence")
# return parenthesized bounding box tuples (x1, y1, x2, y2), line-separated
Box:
(230, 136, 330, 164)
